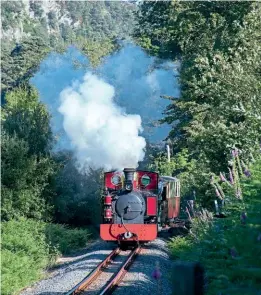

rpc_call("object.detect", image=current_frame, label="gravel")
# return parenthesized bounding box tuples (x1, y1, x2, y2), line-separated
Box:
(114, 238, 173, 295)
(20, 237, 173, 295)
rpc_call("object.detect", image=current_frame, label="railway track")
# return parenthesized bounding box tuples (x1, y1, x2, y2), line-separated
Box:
(65, 245, 142, 295)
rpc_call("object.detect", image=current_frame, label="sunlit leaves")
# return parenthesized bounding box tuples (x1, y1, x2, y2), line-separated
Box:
(1, 88, 57, 221)
(137, 1, 261, 173)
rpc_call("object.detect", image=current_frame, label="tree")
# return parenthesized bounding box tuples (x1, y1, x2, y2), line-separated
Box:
(2, 88, 53, 156)
(47, 11, 57, 30)
(79, 37, 118, 67)
(1, 1, 24, 29)
(1, 129, 56, 221)
(53, 153, 103, 225)
(30, 2, 44, 18)
(1, 88, 57, 221)
(136, 1, 261, 173)
(1, 37, 50, 95)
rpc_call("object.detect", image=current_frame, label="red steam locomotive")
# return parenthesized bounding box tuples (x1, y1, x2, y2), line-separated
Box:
(100, 168, 180, 247)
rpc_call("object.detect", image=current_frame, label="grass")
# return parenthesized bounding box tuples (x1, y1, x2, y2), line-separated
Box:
(1, 218, 91, 295)
(169, 159, 261, 295)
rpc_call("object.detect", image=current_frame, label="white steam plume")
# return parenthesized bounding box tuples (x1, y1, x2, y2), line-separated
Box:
(58, 73, 146, 171)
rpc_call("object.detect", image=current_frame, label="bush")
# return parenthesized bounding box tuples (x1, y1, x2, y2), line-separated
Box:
(45, 223, 91, 255)
(1, 88, 57, 222)
(1, 218, 91, 295)
(169, 158, 261, 295)
(53, 155, 103, 226)
(1, 131, 56, 221)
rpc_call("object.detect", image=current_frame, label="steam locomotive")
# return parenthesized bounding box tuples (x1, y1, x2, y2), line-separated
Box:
(100, 168, 180, 247)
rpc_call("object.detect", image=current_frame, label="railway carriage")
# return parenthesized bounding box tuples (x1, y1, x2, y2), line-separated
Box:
(158, 176, 180, 226)
(100, 168, 180, 247)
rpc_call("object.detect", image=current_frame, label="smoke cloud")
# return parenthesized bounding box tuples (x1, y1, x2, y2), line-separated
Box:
(58, 72, 146, 171)
(31, 44, 179, 173)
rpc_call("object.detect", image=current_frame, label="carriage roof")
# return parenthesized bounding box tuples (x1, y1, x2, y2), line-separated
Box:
(159, 176, 179, 182)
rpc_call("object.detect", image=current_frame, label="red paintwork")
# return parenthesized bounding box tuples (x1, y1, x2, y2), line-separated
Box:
(102, 169, 180, 243)
(133, 179, 137, 189)
(136, 171, 158, 190)
(174, 197, 180, 217)
(146, 197, 157, 216)
(100, 224, 157, 241)
(104, 208, 112, 219)
(168, 197, 180, 219)
(104, 195, 112, 205)
(104, 170, 158, 191)
(105, 172, 123, 190)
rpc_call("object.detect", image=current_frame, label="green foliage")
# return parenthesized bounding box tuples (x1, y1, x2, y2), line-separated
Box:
(1, 132, 55, 221)
(47, 11, 57, 30)
(2, 1, 136, 42)
(209, 149, 260, 213)
(77, 37, 118, 67)
(29, 2, 44, 18)
(1, 1, 136, 88)
(63, 1, 136, 41)
(53, 154, 103, 226)
(169, 158, 261, 295)
(1, 88, 57, 221)
(1, 218, 91, 295)
(1, 219, 49, 295)
(136, 1, 261, 174)
(0, 3, 136, 293)
(136, 1, 253, 59)
(148, 148, 214, 206)
(45, 223, 91, 255)
(1, 37, 50, 93)
(60, 23, 76, 44)
(1, 1, 24, 29)
(2, 88, 53, 155)
(148, 148, 194, 176)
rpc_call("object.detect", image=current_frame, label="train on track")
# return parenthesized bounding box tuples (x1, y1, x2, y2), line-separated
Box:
(100, 168, 180, 247)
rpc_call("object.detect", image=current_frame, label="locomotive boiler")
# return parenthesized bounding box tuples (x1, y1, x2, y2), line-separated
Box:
(100, 168, 180, 247)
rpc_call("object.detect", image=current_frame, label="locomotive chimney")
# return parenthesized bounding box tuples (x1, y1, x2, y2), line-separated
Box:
(123, 168, 136, 191)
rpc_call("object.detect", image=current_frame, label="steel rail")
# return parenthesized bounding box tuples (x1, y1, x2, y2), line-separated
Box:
(98, 246, 142, 295)
(65, 247, 121, 295)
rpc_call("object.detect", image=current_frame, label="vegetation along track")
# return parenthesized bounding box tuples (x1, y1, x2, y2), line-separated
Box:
(66, 246, 142, 295)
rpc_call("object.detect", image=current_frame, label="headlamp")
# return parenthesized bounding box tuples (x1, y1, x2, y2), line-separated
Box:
(125, 183, 133, 191)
